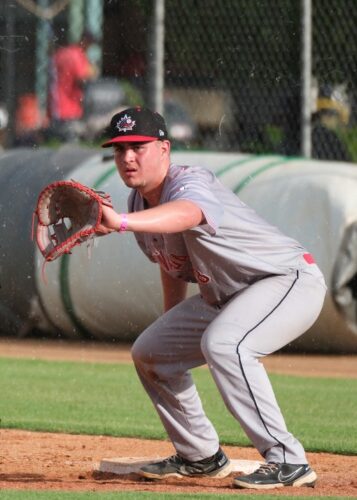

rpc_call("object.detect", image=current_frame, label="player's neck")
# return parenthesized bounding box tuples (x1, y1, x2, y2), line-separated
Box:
(142, 183, 164, 208)
(140, 167, 169, 208)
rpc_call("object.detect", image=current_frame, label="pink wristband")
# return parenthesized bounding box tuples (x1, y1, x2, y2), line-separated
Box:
(118, 213, 128, 233)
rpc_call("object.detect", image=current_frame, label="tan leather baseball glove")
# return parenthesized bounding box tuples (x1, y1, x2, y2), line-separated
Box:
(33, 180, 113, 264)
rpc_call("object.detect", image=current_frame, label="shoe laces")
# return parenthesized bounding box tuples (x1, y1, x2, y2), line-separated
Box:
(254, 463, 280, 475)
(164, 454, 185, 465)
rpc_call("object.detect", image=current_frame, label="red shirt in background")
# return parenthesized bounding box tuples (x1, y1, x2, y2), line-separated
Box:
(49, 44, 93, 121)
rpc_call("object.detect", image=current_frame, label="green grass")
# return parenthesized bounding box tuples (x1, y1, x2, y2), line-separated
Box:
(0, 357, 356, 455)
(0, 492, 354, 500)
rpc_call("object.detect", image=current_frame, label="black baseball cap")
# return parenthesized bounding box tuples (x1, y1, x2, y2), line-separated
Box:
(101, 106, 168, 147)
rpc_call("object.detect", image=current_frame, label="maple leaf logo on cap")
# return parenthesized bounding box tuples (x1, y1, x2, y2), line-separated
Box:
(116, 114, 136, 133)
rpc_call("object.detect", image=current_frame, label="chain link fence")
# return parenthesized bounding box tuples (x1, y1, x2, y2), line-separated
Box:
(164, 0, 301, 153)
(1, 0, 357, 161)
(96, 0, 357, 161)
(159, 0, 357, 160)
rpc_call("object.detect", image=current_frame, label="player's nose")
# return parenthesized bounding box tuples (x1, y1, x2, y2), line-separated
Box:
(122, 146, 136, 162)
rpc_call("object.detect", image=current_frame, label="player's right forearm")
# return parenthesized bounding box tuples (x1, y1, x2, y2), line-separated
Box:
(102, 200, 204, 234)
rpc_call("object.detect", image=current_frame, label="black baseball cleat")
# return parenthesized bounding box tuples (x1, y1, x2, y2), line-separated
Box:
(233, 462, 317, 490)
(138, 447, 231, 479)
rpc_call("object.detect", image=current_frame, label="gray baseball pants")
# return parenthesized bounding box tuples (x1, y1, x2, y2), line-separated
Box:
(131, 268, 326, 464)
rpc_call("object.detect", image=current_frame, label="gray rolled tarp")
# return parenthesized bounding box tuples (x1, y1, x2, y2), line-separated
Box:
(1, 146, 357, 353)
(0, 146, 98, 336)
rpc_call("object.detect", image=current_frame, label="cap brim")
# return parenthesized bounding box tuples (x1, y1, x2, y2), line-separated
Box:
(101, 135, 159, 148)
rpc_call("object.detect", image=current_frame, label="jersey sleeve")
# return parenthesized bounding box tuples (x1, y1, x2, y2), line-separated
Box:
(164, 165, 224, 234)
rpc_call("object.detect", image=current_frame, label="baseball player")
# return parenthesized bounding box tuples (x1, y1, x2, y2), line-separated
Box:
(99, 107, 327, 490)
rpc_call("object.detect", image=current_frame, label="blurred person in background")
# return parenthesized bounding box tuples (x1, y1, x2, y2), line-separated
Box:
(311, 83, 352, 162)
(47, 30, 98, 142)
(14, 93, 47, 147)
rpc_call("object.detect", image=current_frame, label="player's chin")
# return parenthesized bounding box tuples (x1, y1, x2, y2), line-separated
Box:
(122, 177, 142, 189)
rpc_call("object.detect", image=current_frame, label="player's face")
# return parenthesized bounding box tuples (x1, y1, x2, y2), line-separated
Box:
(113, 140, 170, 195)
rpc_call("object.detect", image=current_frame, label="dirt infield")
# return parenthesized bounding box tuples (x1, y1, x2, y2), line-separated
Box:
(1, 337, 356, 496)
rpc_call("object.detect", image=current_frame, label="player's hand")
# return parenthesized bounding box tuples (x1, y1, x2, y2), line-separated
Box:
(96, 204, 120, 234)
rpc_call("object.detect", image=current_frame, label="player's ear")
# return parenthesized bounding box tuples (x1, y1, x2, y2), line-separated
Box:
(159, 139, 171, 156)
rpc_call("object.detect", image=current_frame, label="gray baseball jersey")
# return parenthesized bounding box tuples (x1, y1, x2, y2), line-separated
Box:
(129, 163, 315, 305)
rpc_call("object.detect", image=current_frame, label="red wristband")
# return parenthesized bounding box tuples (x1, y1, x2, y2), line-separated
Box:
(118, 213, 128, 233)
